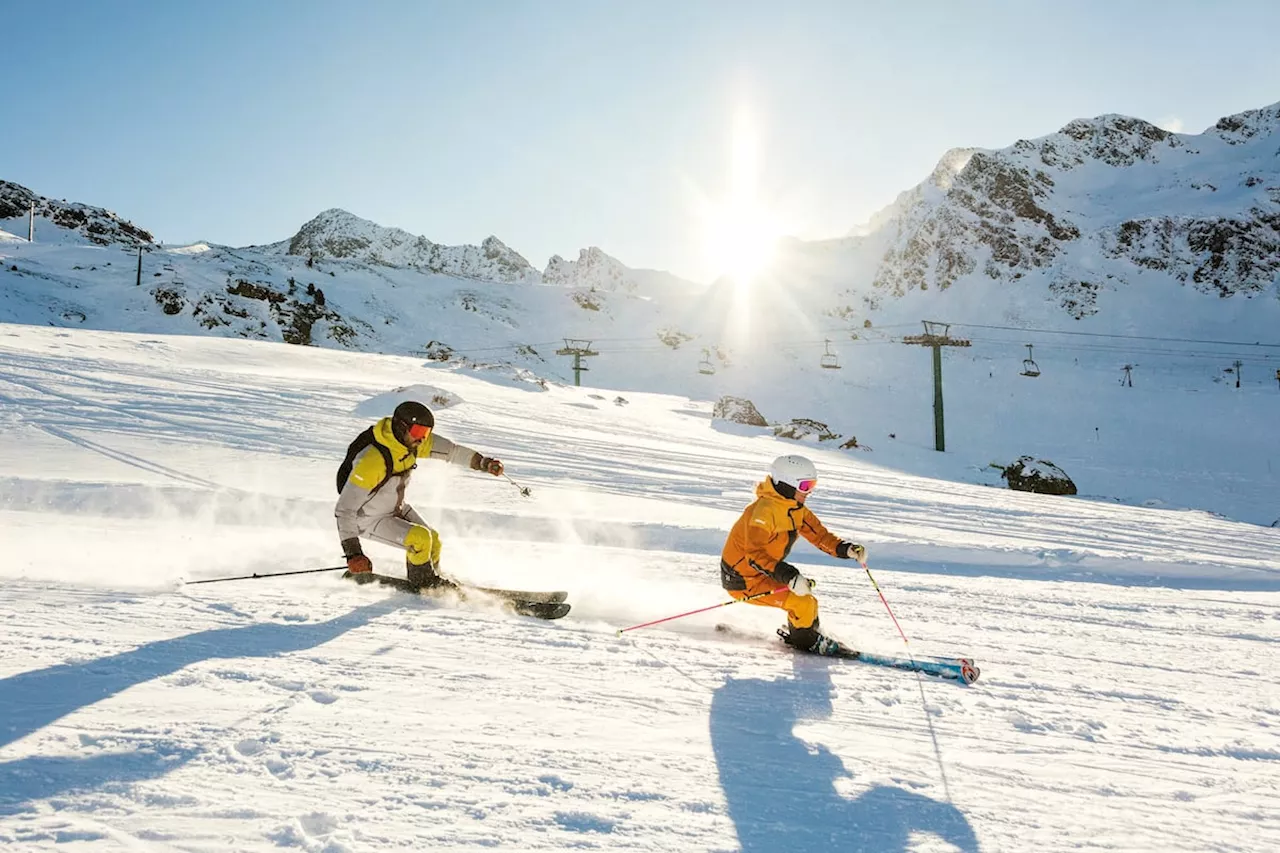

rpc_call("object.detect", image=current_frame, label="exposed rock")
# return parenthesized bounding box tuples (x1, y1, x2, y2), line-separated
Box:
(1001, 456, 1077, 496)
(773, 418, 842, 443)
(656, 328, 694, 349)
(712, 396, 767, 427)
(1103, 213, 1280, 297)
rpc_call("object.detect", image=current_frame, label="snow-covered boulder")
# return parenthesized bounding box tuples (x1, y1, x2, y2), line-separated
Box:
(712, 396, 767, 427)
(773, 418, 842, 443)
(1001, 456, 1078, 496)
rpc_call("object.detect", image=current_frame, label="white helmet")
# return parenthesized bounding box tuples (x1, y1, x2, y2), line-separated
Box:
(769, 454, 818, 490)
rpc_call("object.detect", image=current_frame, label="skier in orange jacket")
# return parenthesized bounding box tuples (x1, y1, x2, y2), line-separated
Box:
(720, 454, 866, 653)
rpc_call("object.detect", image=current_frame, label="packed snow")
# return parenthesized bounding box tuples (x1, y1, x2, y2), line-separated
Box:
(1, 324, 1277, 852)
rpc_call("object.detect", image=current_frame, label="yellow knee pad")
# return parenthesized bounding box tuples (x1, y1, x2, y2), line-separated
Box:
(403, 525, 442, 566)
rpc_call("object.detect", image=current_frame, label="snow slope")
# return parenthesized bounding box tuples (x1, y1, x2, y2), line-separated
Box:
(1, 325, 1277, 852)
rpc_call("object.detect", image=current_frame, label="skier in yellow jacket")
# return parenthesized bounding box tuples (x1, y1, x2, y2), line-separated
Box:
(335, 400, 505, 590)
(720, 454, 866, 653)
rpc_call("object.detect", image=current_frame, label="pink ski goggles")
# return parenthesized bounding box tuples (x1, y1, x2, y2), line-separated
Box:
(796, 478, 818, 493)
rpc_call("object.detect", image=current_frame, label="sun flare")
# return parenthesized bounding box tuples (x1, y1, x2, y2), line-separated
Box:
(700, 106, 782, 287)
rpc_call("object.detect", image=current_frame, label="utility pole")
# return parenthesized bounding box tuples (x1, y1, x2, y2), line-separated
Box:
(902, 320, 971, 452)
(28, 201, 35, 242)
(136, 246, 143, 286)
(556, 338, 598, 387)
(1233, 359, 1243, 388)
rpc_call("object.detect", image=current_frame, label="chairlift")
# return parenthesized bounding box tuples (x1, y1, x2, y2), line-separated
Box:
(1020, 344, 1040, 378)
(820, 339, 841, 370)
(698, 348, 716, 375)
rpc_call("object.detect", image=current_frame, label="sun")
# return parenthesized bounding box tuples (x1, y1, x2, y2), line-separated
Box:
(705, 200, 780, 287)
(699, 106, 782, 287)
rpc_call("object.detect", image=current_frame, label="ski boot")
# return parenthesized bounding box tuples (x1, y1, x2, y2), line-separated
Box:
(778, 624, 858, 658)
(406, 559, 460, 594)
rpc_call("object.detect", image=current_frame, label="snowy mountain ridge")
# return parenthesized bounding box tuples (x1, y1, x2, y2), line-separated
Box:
(267, 207, 542, 285)
(851, 101, 1280, 317)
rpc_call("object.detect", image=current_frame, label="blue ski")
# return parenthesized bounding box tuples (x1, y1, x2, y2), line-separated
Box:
(771, 627, 980, 684)
(853, 651, 980, 684)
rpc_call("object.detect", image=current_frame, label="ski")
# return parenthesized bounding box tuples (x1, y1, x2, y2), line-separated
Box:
(715, 624, 980, 684)
(345, 572, 571, 620)
(846, 650, 980, 685)
(780, 629, 979, 684)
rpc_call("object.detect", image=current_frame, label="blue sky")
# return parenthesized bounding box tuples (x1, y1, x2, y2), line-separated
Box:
(7, 0, 1279, 281)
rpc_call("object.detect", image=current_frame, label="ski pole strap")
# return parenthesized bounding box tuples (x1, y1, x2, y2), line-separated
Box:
(616, 587, 782, 636)
(185, 566, 347, 585)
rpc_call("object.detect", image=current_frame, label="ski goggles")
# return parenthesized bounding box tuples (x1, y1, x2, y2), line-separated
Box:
(407, 423, 432, 441)
(796, 478, 818, 493)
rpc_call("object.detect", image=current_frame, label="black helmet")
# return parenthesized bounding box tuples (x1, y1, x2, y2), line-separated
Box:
(391, 401, 434, 444)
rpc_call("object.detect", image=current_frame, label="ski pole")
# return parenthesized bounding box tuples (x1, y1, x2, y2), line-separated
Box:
(616, 587, 783, 636)
(503, 472, 532, 497)
(185, 566, 346, 585)
(861, 561, 911, 646)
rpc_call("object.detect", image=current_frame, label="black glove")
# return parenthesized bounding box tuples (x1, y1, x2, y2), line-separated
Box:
(838, 541, 866, 562)
(472, 455, 504, 476)
(770, 560, 800, 586)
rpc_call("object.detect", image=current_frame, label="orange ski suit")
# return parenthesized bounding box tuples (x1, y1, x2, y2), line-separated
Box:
(720, 478, 845, 632)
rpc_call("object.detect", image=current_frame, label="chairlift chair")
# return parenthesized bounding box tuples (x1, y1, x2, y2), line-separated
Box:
(1020, 344, 1040, 378)
(698, 349, 716, 375)
(820, 339, 841, 370)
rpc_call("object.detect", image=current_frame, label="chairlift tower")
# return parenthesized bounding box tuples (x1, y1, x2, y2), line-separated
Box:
(698, 348, 716, 375)
(1120, 364, 1134, 387)
(902, 320, 971, 452)
(556, 339, 598, 387)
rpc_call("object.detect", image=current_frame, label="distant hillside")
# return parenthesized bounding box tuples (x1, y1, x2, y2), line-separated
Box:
(0, 180, 154, 248)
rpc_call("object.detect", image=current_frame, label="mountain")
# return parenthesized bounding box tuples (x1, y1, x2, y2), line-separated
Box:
(268, 208, 540, 284)
(0, 180, 154, 248)
(835, 101, 1280, 324)
(543, 246, 700, 298)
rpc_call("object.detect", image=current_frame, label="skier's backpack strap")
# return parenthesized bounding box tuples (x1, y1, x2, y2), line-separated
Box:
(336, 426, 395, 493)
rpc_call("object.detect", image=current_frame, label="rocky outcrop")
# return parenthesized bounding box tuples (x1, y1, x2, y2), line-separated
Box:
(712, 396, 768, 427)
(773, 418, 842, 443)
(0, 180, 154, 247)
(1001, 456, 1077, 496)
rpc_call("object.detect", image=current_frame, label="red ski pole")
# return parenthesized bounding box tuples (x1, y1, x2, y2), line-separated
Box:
(616, 587, 783, 636)
(860, 561, 912, 647)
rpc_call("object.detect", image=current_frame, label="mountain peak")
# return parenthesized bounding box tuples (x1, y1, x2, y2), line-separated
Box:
(283, 210, 537, 282)
(1211, 100, 1280, 144)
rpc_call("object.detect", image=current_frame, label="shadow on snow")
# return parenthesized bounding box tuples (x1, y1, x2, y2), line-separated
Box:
(0, 600, 401, 812)
(710, 656, 979, 853)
